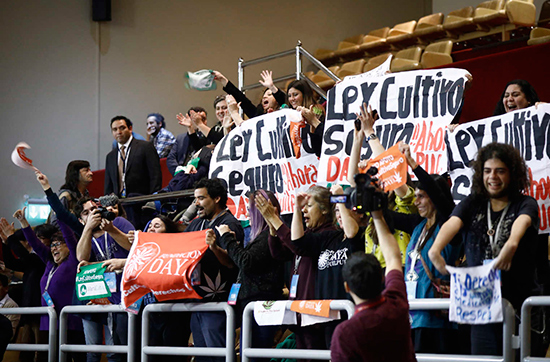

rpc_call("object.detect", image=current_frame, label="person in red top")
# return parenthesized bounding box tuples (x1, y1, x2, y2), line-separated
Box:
(331, 209, 416, 362)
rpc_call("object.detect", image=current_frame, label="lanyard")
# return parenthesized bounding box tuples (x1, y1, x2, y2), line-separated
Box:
(487, 201, 510, 257)
(355, 296, 386, 313)
(406, 224, 429, 280)
(119, 145, 131, 196)
(45, 265, 59, 292)
(199, 209, 228, 230)
(92, 232, 110, 260)
(293, 256, 302, 275)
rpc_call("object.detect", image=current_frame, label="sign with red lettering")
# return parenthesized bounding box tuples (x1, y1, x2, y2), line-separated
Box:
(318, 68, 470, 185)
(209, 109, 320, 219)
(365, 144, 408, 191)
(447, 104, 550, 233)
(121, 230, 208, 308)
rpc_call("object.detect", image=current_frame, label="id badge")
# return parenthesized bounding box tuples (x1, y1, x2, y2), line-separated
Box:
(228, 283, 241, 305)
(42, 291, 55, 307)
(289, 275, 299, 299)
(405, 281, 417, 301)
(104, 272, 117, 293)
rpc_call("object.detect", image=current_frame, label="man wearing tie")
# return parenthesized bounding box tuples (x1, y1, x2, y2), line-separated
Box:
(105, 115, 162, 227)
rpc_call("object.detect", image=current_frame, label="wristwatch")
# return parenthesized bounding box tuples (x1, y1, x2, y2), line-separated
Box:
(366, 133, 377, 142)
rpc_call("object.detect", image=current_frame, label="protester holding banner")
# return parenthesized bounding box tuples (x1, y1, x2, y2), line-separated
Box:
(493, 79, 540, 116)
(429, 142, 539, 355)
(286, 79, 325, 157)
(349, 103, 417, 269)
(215, 189, 285, 361)
(183, 177, 244, 362)
(213, 70, 286, 119)
(387, 142, 459, 353)
(14, 209, 85, 362)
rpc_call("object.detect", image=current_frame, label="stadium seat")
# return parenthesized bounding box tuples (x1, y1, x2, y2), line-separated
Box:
(337, 59, 368, 77)
(473, 0, 509, 29)
(412, 13, 447, 42)
(386, 20, 418, 48)
(358, 27, 392, 55)
(390, 47, 423, 72)
(443, 6, 477, 36)
(527, 27, 550, 45)
(363, 53, 393, 72)
(506, 0, 537, 27)
(420, 40, 453, 68)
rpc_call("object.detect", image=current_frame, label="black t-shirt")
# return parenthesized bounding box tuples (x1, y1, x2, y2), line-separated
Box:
(452, 194, 539, 309)
(185, 210, 244, 302)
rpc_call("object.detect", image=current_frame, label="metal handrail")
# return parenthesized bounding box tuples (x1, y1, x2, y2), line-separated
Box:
(238, 41, 340, 100)
(119, 189, 194, 205)
(241, 299, 355, 362)
(141, 302, 236, 362)
(59, 305, 137, 362)
(1, 306, 57, 361)
(410, 298, 517, 362)
(520, 296, 550, 362)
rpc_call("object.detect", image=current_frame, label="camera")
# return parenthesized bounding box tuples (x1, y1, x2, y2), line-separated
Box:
(96, 207, 116, 221)
(330, 166, 388, 212)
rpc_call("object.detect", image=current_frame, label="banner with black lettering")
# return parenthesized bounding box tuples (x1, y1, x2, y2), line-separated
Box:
(319, 68, 470, 184)
(446, 104, 550, 232)
(209, 109, 320, 219)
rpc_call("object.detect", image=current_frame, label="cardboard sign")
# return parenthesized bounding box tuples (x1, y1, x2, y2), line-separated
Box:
(446, 104, 550, 232)
(121, 230, 208, 308)
(75, 263, 111, 301)
(446, 260, 503, 324)
(365, 143, 408, 191)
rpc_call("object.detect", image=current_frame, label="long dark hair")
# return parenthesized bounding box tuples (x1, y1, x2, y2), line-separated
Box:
(249, 190, 281, 241)
(60, 160, 90, 196)
(493, 79, 540, 116)
(286, 79, 316, 109)
(148, 214, 184, 233)
(471, 142, 529, 201)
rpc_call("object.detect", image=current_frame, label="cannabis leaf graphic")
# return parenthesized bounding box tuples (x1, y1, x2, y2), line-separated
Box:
(198, 271, 226, 299)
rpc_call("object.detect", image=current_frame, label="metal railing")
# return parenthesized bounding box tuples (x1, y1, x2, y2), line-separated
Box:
(238, 41, 340, 100)
(119, 189, 194, 205)
(59, 305, 137, 362)
(410, 298, 517, 362)
(240, 299, 355, 362)
(1, 306, 57, 361)
(141, 302, 236, 362)
(520, 296, 550, 362)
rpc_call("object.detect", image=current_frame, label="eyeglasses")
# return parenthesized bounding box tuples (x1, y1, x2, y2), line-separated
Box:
(50, 241, 65, 249)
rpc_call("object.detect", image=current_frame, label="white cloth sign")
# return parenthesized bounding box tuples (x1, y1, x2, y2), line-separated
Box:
(446, 260, 503, 324)
(209, 109, 320, 219)
(446, 104, 550, 232)
(318, 68, 470, 185)
(253, 301, 296, 326)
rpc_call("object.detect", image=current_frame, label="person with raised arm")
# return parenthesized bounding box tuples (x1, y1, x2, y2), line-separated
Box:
(331, 207, 416, 362)
(429, 142, 539, 355)
(349, 103, 417, 270)
(13, 208, 85, 362)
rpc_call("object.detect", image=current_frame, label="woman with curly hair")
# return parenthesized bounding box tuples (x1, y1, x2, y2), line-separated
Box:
(493, 79, 540, 116)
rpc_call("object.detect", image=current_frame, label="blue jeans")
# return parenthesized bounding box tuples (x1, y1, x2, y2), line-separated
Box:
(82, 319, 115, 362)
(190, 312, 227, 362)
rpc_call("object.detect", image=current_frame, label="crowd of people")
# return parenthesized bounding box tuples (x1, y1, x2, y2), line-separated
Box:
(0, 71, 547, 362)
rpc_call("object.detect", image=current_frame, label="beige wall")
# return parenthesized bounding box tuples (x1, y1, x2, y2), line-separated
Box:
(0, 0, 429, 219)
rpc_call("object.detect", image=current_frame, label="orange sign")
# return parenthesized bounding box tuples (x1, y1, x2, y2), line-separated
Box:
(289, 119, 306, 159)
(121, 230, 208, 308)
(365, 144, 408, 192)
(290, 300, 333, 318)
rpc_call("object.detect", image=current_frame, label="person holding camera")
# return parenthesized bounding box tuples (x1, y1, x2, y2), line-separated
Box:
(388, 142, 460, 354)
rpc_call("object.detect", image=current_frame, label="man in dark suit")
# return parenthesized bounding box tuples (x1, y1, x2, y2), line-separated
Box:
(105, 115, 162, 227)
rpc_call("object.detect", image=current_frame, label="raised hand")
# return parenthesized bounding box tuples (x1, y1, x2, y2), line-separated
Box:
(259, 70, 277, 92)
(35, 170, 51, 191)
(12, 207, 29, 229)
(356, 102, 377, 135)
(212, 70, 229, 87)
(398, 141, 417, 169)
(0, 217, 16, 238)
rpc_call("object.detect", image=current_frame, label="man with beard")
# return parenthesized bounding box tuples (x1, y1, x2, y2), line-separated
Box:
(429, 142, 539, 356)
(74, 198, 134, 362)
(184, 178, 244, 362)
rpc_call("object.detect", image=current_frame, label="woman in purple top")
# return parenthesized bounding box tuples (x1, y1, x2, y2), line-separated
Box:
(14, 208, 85, 362)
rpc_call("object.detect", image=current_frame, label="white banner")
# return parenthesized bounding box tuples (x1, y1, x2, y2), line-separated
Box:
(446, 260, 503, 324)
(446, 104, 550, 232)
(209, 109, 320, 219)
(318, 68, 470, 184)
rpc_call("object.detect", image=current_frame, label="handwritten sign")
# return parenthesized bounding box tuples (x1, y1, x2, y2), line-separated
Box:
(446, 104, 550, 232)
(446, 260, 502, 324)
(365, 143, 408, 191)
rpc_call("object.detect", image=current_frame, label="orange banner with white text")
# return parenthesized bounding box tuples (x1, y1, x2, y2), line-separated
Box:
(121, 230, 208, 308)
(290, 300, 333, 317)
